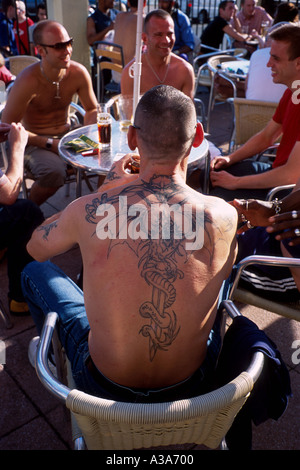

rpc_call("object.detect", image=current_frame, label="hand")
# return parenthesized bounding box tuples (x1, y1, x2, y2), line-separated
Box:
(100, 153, 139, 191)
(8, 122, 28, 152)
(232, 198, 274, 234)
(210, 169, 238, 189)
(267, 210, 300, 245)
(210, 155, 230, 171)
(0, 122, 11, 143)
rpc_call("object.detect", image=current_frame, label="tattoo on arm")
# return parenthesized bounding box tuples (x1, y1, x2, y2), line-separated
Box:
(36, 221, 58, 241)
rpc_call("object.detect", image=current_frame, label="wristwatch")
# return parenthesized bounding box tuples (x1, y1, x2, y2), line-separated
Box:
(46, 138, 53, 149)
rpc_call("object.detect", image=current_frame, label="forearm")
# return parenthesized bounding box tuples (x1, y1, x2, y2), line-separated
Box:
(229, 131, 276, 165)
(27, 132, 59, 153)
(84, 109, 97, 125)
(234, 164, 299, 190)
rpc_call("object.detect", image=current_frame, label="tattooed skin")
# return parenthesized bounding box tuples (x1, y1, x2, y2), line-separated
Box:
(36, 220, 58, 241)
(85, 175, 210, 361)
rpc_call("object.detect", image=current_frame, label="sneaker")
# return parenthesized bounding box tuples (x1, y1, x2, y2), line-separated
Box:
(28, 336, 57, 376)
(9, 299, 30, 316)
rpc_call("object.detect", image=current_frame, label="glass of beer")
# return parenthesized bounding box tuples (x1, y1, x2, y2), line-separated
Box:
(97, 103, 111, 147)
(118, 95, 133, 130)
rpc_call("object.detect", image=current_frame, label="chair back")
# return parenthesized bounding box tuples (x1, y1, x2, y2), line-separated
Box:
(36, 305, 264, 450)
(93, 41, 124, 101)
(229, 98, 278, 150)
(8, 55, 40, 76)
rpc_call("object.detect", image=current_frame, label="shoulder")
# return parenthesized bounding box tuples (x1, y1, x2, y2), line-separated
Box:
(12, 62, 40, 87)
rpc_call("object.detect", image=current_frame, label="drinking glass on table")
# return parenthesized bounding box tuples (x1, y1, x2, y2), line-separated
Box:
(97, 103, 111, 147)
(118, 95, 133, 130)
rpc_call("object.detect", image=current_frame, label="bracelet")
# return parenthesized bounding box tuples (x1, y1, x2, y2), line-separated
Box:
(271, 198, 282, 214)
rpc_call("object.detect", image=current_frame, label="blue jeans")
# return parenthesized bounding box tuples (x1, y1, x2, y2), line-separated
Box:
(21, 261, 221, 403)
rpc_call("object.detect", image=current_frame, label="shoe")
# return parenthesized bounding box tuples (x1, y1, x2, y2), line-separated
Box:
(9, 299, 30, 316)
(28, 336, 57, 376)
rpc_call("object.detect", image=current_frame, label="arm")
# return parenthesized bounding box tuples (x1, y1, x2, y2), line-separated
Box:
(223, 24, 248, 42)
(210, 118, 282, 170)
(0, 122, 28, 205)
(211, 140, 300, 191)
(86, 16, 114, 46)
(75, 63, 98, 125)
(26, 202, 78, 262)
(120, 62, 134, 96)
(181, 60, 195, 99)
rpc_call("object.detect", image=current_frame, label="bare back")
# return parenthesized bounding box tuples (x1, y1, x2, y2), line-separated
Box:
(73, 175, 237, 388)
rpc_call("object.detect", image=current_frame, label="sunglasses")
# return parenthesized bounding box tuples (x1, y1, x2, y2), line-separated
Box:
(39, 38, 74, 50)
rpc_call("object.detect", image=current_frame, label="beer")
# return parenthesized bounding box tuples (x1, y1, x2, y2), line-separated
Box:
(97, 112, 111, 147)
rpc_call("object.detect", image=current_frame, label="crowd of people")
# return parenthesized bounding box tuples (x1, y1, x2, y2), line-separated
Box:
(0, 0, 299, 448)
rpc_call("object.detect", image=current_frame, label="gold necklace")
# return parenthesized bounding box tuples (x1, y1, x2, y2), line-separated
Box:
(40, 64, 65, 99)
(145, 53, 170, 84)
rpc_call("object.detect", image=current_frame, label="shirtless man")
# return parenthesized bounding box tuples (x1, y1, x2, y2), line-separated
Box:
(22, 85, 237, 401)
(2, 20, 98, 206)
(121, 9, 195, 99)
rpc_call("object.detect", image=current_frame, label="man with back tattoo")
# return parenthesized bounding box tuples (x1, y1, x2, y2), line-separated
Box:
(21, 85, 238, 402)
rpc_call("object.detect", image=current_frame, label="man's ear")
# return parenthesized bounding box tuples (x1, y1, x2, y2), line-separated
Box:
(192, 122, 204, 148)
(127, 125, 138, 150)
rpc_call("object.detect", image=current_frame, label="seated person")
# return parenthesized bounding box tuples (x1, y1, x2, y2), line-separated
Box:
(200, 0, 249, 53)
(2, 20, 98, 206)
(0, 122, 44, 315)
(121, 10, 195, 99)
(0, 53, 15, 86)
(21, 85, 238, 403)
(112, 0, 146, 84)
(159, 0, 195, 61)
(209, 24, 300, 202)
(245, 22, 288, 102)
(232, 183, 300, 301)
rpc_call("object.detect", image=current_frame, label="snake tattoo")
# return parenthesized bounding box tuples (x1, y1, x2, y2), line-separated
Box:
(85, 175, 206, 361)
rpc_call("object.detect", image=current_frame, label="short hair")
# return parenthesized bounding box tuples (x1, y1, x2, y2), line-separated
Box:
(2, 0, 15, 13)
(144, 9, 172, 33)
(219, 0, 234, 12)
(128, 0, 138, 8)
(134, 85, 197, 161)
(33, 19, 61, 46)
(16, 1, 26, 12)
(273, 2, 299, 25)
(268, 23, 300, 60)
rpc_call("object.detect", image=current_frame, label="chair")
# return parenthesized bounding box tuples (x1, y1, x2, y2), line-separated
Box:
(228, 255, 300, 322)
(35, 301, 264, 450)
(228, 97, 279, 152)
(92, 41, 124, 102)
(205, 55, 244, 133)
(6, 55, 40, 76)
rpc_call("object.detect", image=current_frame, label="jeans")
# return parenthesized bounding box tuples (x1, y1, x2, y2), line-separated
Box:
(208, 160, 272, 201)
(0, 199, 44, 301)
(21, 260, 221, 403)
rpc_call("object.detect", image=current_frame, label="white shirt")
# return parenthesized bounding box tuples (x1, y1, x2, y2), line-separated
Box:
(246, 47, 287, 102)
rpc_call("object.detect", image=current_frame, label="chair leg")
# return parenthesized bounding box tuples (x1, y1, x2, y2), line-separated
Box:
(0, 299, 13, 329)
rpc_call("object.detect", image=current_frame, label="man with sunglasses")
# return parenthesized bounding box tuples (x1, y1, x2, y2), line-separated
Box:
(2, 20, 98, 206)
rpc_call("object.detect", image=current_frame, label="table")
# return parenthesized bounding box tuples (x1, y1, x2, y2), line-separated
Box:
(220, 60, 250, 80)
(58, 119, 210, 197)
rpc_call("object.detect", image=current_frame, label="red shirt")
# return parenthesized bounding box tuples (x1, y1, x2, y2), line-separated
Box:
(272, 89, 300, 168)
(13, 18, 34, 55)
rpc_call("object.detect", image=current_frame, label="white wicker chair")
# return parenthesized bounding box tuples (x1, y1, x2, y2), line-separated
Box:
(35, 301, 264, 450)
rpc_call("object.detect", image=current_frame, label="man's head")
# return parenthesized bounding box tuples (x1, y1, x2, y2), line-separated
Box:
(2, 0, 16, 19)
(33, 20, 73, 68)
(219, 0, 236, 21)
(158, 0, 175, 15)
(267, 24, 300, 87)
(241, 0, 257, 19)
(16, 1, 26, 18)
(131, 85, 200, 161)
(143, 9, 175, 58)
(37, 3, 47, 22)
